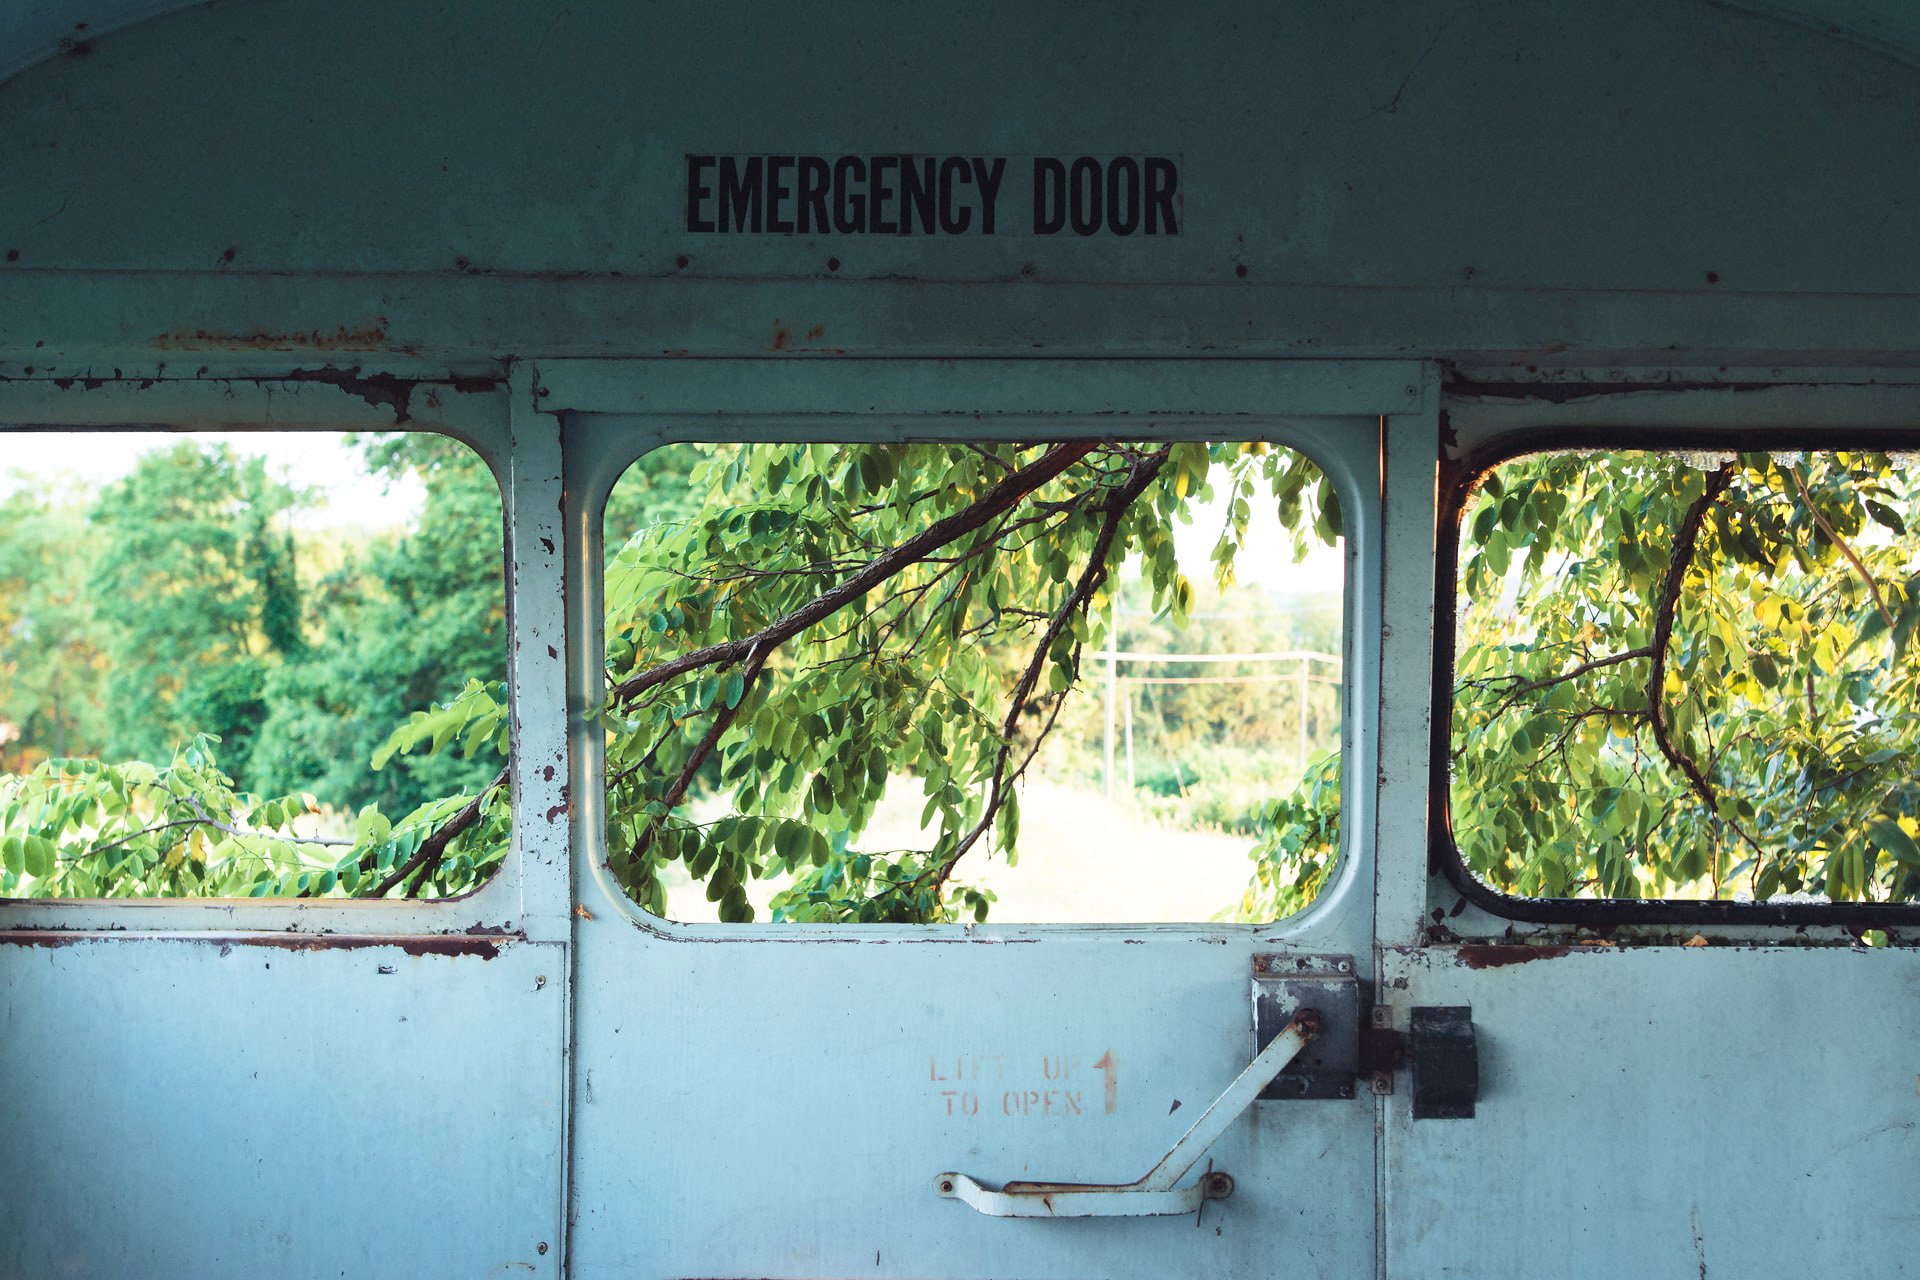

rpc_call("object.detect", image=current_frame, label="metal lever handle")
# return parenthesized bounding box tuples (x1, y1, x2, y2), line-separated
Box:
(934, 1009, 1321, 1218)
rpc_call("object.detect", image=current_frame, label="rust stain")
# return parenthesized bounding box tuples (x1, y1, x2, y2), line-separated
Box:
(279, 366, 419, 420)
(1457, 943, 1573, 969)
(0, 931, 81, 949)
(0, 930, 508, 959)
(805, 324, 825, 340)
(770, 324, 791, 351)
(395, 936, 503, 959)
(155, 320, 398, 353)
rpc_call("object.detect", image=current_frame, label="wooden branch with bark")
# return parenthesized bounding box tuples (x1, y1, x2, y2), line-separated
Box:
(1642, 463, 1770, 865)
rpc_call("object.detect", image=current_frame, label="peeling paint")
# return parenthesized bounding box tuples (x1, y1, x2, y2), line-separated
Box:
(1456, 943, 1574, 969)
(0, 929, 511, 959)
(154, 323, 402, 353)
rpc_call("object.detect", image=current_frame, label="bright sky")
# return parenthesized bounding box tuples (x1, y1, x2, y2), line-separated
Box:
(0, 431, 424, 531)
(1168, 481, 1346, 597)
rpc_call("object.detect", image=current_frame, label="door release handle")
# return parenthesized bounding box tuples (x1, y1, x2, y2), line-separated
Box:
(934, 1009, 1320, 1218)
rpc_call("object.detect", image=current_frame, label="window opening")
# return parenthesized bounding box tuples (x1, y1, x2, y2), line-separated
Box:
(0, 431, 509, 899)
(1450, 446, 1920, 908)
(601, 440, 1345, 924)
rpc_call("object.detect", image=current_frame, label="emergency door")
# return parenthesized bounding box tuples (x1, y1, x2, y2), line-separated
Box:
(549, 359, 1421, 1278)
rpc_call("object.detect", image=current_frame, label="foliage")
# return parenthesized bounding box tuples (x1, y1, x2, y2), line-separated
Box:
(1453, 449, 1920, 904)
(1, 432, 1346, 914)
(597, 440, 1335, 922)
(1235, 749, 1342, 921)
(87, 442, 301, 783)
(12, 426, 1918, 919)
(0, 732, 505, 899)
(248, 434, 506, 813)
(0, 433, 510, 899)
(0, 484, 106, 770)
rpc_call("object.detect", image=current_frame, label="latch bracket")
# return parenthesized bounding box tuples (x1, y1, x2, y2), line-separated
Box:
(1252, 953, 1361, 1100)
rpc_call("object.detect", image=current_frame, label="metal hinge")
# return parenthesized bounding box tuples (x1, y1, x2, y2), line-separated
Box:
(1361, 1004, 1406, 1096)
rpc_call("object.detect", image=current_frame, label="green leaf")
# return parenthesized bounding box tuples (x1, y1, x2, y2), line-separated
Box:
(1866, 499, 1906, 536)
(1869, 819, 1920, 868)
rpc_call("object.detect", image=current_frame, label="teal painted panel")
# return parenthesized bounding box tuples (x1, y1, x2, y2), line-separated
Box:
(1383, 946, 1920, 1278)
(0, 936, 567, 1279)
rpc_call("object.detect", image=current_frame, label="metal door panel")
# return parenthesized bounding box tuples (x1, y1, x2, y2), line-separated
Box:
(1381, 945, 1920, 1277)
(567, 929, 1374, 1277)
(0, 935, 567, 1277)
(556, 362, 1405, 1277)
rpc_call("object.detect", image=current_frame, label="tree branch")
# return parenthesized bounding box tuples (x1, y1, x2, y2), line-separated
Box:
(933, 447, 1173, 893)
(1488, 645, 1655, 717)
(1786, 464, 1897, 632)
(608, 442, 1101, 709)
(370, 765, 507, 898)
(1645, 463, 1769, 866)
(626, 642, 771, 865)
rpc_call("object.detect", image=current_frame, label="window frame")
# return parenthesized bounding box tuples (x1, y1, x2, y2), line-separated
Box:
(551, 356, 1414, 948)
(1432, 423, 1920, 929)
(593, 434, 1350, 929)
(0, 372, 543, 940)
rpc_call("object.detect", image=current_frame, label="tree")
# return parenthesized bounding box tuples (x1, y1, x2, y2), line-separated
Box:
(86, 442, 303, 786)
(237, 439, 1339, 911)
(1, 435, 514, 901)
(248, 433, 507, 815)
(586, 441, 1336, 921)
(0, 483, 108, 770)
(1451, 448, 1920, 905)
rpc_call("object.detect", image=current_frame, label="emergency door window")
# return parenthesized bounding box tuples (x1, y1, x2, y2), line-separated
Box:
(1451, 447, 1920, 905)
(0, 431, 508, 899)
(602, 440, 1345, 924)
